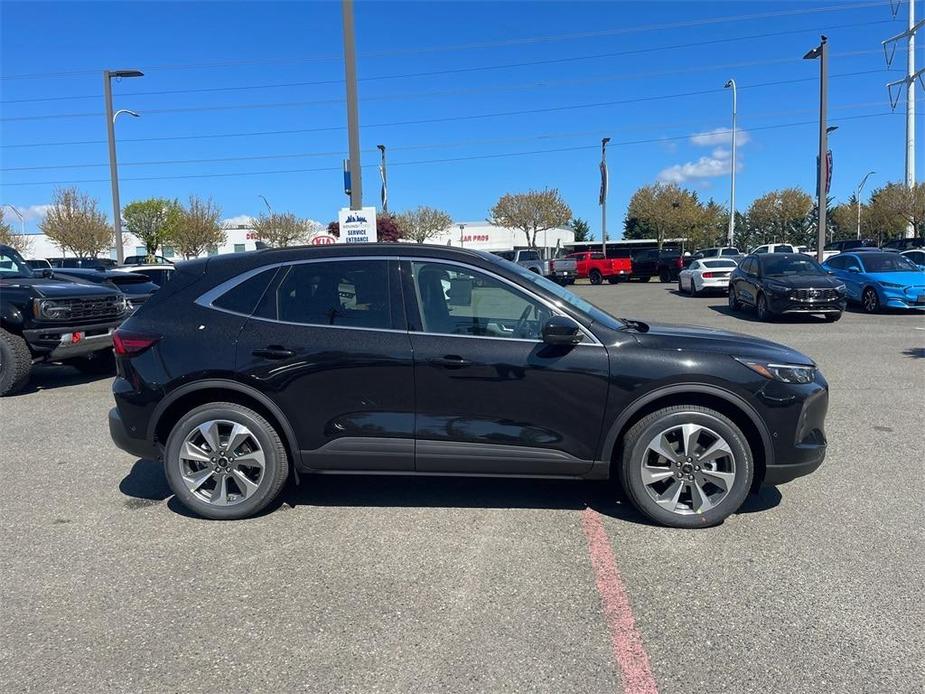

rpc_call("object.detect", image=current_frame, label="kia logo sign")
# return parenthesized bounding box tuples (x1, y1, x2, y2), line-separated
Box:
(311, 234, 337, 246)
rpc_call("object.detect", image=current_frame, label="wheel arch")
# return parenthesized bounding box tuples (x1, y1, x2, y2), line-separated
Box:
(602, 384, 772, 490)
(151, 379, 301, 470)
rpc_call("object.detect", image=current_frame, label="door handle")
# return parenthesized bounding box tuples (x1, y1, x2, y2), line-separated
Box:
(429, 355, 471, 369)
(252, 346, 295, 360)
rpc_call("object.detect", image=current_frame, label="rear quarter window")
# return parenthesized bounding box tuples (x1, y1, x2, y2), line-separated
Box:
(213, 268, 278, 315)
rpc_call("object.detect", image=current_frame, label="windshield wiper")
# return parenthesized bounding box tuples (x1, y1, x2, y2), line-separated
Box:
(617, 317, 649, 333)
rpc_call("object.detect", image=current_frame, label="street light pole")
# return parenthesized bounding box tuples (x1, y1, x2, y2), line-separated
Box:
(724, 79, 737, 247)
(855, 171, 875, 240)
(342, 0, 363, 211)
(804, 36, 828, 263)
(104, 69, 143, 265)
(600, 137, 611, 244)
(258, 195, 272, 215)
(4, 204, 25, 236)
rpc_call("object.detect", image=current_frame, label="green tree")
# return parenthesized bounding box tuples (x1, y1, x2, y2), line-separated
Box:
(251, 212, 319, 247)
(568, 217, 592, 242)
(829, 197, 864, 241)
(395, 205, 451, 243)
(166, 196, 225, 259)
(866, 182, 925, 241)
(123, 198, 179, 259)
(743, 188, 813, 249)
(624, 183, 703, 248)
(489, 189, 572, 248)
(40, 187, 112, 258)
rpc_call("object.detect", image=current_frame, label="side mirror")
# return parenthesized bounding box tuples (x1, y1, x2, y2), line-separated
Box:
(542, 315, 583, 345)
(848, 267, 860, 273)
(41, 268, 54, 278)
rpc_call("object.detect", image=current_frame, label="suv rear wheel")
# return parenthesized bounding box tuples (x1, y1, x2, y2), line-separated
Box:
(619, 405, 753, 528)
(0, 328, 32, 397)
(164, 402, 289, 520)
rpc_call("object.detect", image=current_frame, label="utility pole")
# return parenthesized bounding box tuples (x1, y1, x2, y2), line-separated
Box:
(804, 36, 828, 263)
(883, 1, 921, 238)
(342, 0, 363, 211)
(600, 137, 611, 244)
(103, 69, 143, 264)
(4, 204, 25, 236)
(724, 79, 737, 247)
(377, 144, 388, 214)
(855, 171, 875, 239)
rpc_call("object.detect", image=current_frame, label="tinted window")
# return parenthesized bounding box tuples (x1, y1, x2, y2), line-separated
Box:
(260, 260, 392, 329)
(213, 268, 277, 315)
(721, 248, 740, 256)
(518, 251, 540, 261)
(700, 249, 718, 257)
(590, 253, 606, 260)
(773, 245, 795, 253)
(858, 254, 919, 273)
(826, 256, 846, 270)
(904, 251, 925, 264)
(411, 261, 554, 340)
(702, 259, 737, 268)
(0, 247, 32, 278)
(753, 246, 767, 254)
(762, 255, 824, 277)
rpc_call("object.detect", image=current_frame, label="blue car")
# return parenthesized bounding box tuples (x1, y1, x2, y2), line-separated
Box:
(823, 252, 925, 313)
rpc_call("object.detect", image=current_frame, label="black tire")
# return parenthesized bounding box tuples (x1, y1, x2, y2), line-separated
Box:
(688, 279, 698, 296)
(756, 293, 773, 321)
(589, 269, 603, 286)
(659, 269, 671, 283)
(70, 350, 116, 374)
(677, 279, 683, 294)
(618, 405, 754, 529)
(824, 312, 842, 322)
(862, 287, 880, 314)
(728, 286, 741, 311)
(164, 402, 290, 520)
(0, 328, 33, 397)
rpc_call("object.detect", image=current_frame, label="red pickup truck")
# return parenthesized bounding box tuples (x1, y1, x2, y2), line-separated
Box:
(566, 252, 632, 285)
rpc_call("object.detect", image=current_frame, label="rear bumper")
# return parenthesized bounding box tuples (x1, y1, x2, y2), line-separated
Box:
(22, 319, 122, 360)
(109, 407, 160, 460)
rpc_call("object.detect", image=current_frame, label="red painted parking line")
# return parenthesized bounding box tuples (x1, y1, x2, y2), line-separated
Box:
(581, 508, 659, 694)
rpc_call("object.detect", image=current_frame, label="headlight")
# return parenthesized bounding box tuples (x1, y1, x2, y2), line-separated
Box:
(735, 357, 816, 384)
(877, 280, 903, 289)
(766, 282, 790, 294)
(32, 298, 72, 320)
(834, 283, 847, 294)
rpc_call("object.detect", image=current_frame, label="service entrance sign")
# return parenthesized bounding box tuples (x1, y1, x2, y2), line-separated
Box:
(337, 207, 378, 244)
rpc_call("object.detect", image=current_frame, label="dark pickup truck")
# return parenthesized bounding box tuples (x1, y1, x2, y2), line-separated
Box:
(630, 248, 693, 282)
(1, 244, 128, 396)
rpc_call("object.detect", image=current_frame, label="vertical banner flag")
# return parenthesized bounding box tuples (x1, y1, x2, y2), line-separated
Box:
(825, 150, 833, 195)
(343, 159, 352, 197)
(379, 162, 388, 211)
(599, 160, 608, 206)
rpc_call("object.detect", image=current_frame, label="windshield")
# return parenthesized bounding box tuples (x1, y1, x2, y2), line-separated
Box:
(0, 246, 34, 279)
(486, 253, 624, 331)
(859, 254, 920, 273)
(762, 255, 824, 277)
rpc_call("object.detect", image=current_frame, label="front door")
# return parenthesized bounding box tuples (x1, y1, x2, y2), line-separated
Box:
(402, 259, 610, 476)
(235, 257, 415, 471)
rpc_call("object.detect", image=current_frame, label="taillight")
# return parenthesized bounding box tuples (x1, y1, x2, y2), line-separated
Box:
(702, 272, 716, 278)
(675, 257, 683, 268)
(113, 329, 159, 357)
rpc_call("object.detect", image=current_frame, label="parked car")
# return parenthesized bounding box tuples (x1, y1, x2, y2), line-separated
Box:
(492, 249, 575, 286)
(629, 248, 691, 282)
(821, 239, 876, 262)
(693, 247, 742, 261)
(52, 267, 160, 312)
(822, 252, 925, 313)
(25, 258, 52, 270)
(900, 249, 925, 270)
(109, 244, 830, 529)
(566, 251, 631, 285)
(543, 254, 578, 285)
(1, 244, 128, 395)
(749, 243, 796, 255)
(47, 257, 118, 270)
(122, 254, 173, 266)
(882, 237, 924, 252)
(678, 258, 738, 296)
(729, 253, 847, 322)
(114, 264, 176, 288)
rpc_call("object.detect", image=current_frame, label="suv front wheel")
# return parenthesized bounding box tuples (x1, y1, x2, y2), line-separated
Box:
(164, 402, 289, 520)
(619, 405, 753, 528)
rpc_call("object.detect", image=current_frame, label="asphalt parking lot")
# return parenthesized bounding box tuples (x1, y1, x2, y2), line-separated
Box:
(2, 281, 923, 694)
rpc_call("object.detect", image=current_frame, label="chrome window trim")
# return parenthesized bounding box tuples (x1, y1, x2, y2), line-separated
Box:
(195, 253, 603, 346)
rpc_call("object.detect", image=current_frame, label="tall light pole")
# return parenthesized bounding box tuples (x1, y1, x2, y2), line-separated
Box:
(804, 36, 828, 263)
(377, 144, 388, 214)
(600, 137, 611, 244)
(4, 204, 25, 236)
(855, 171, 875, 240)
(257, 195, 272, 215)
(342, 0, 363, 211)
(104, 69, 143, 264)
(724, 79, 737, 247)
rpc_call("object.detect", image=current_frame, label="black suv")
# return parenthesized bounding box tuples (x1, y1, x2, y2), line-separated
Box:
(1, 244, 128, 395)
(109, 245, 829, 528)
(729, 254, 847, 322)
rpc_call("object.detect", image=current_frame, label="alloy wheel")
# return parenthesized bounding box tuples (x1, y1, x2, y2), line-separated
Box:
(178, 419, 266, 506)
(863, 288, 879, 313)
(640, 423, 736, 515)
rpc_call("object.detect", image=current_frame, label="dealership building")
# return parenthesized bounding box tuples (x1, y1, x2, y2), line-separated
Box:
(11, 220, 574, 261)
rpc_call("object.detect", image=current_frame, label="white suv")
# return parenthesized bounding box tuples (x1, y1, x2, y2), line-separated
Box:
(750, 243, 795, 255)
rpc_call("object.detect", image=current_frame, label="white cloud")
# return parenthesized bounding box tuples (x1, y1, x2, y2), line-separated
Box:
(221, 214, 255, 228)
(658, 154, 733, 184)
(690, 127, 750, 147)
(4, 204, 52, 223)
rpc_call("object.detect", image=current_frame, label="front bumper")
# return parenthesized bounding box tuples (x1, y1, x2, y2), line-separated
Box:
(767, 294, 846, 314)
(109, 407, 160, 460)
(22, 318, 123, 360)
(881, 289, 925, 309)
(760, 375, 828, 486)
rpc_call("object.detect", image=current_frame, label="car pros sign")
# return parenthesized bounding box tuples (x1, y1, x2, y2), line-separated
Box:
(337, 207, 378, 244)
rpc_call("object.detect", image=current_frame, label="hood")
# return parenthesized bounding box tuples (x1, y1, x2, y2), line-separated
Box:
(862, 271, 925, 287)
(633, 322, 815, 366)
(765, 273, 843, 289)
(4, 276, 123, 299)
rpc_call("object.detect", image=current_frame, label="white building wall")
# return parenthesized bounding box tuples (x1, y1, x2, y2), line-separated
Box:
(407, 221, 575, 254)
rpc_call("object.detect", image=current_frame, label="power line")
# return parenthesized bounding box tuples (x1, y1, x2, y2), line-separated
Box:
(0, 49, 890, 123)
(0, 2, 887, 81)
(0, 112, 901, 187)
(0, 18, 896, 105)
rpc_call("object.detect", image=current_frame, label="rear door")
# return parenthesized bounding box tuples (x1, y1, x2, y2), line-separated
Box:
(234, 257, 415, 471)
(402, 258, 609, 475)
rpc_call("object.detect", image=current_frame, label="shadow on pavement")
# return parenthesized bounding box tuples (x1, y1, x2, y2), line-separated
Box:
(708, 304, 835, 324)
(902, 347, 925, 359)
(13, 364, 113, 396)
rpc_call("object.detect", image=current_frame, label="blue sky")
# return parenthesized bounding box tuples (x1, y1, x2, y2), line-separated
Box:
(1, 1, 921, 237)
